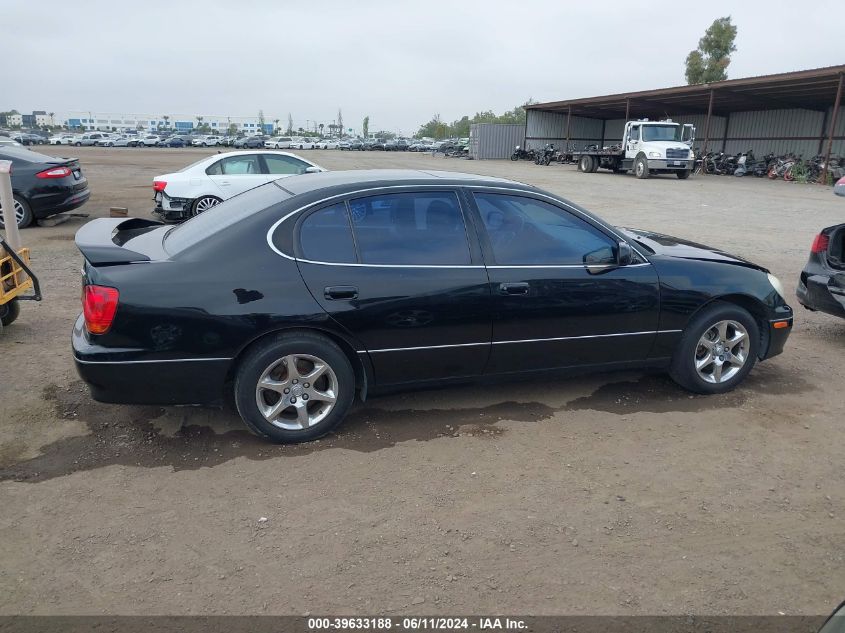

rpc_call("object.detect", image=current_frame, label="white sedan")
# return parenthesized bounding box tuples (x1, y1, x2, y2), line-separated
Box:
(288, 137, 317, 150)
(49, 134, 76, 145)
(152, 150, 325, 221)
(264, 136, 292, 149)
(317, 139, 339, 149)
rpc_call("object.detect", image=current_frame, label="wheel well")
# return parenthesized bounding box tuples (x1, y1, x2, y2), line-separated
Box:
(689, 294, 771, 358)
(225, 327, 368, 398)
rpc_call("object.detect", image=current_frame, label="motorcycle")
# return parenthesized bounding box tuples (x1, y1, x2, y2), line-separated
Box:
(510, 145, 531, 161)
(535, 143, 557, 166)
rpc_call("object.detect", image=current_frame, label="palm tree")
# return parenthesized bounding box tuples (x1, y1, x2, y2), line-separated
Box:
(49, 112, 55, 127)
(274, 119, 280, 134)
(162, 115, 170, 131)
(319, 123, 324, 136)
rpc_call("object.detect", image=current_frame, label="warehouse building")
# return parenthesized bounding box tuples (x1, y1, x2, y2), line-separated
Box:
(523, 65, 844, 170)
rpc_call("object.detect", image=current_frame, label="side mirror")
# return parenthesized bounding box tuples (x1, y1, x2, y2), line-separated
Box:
(304, 166, 322, 174)
(618, 241, 634, 266)
(584, 245, 617, 273)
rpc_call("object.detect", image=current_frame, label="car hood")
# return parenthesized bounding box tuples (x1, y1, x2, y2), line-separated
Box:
(640, 140, 691, 151)
(619, 228, 767, 272)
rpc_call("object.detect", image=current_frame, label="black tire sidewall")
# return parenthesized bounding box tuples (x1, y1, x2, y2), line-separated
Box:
(0, 298, 20, 326)
(0, 195, 33, 229)
(635, 156, 649, 179)
(670, 302, 760, 394)
(234, 333, 355, 442)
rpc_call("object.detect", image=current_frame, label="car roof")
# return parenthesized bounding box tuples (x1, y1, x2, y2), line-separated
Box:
(275, 169, 530, 196)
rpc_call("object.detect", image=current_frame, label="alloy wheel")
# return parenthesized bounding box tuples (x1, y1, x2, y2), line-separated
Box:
(694, 320, 749, 384)
(0, 199, 25, 228)
(255, 353, 338, 430)
(191, 196, 220, 216)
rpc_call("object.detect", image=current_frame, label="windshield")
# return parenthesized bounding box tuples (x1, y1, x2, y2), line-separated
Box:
(164, 183, 292, 255)
(641, 125, 682, 142)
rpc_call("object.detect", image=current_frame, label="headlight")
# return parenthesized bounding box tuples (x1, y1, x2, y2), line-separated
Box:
(648, 151, 661, 158)
(767, 273, 786, 300)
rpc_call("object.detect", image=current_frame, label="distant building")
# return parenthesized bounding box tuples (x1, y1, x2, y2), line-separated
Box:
(60, 111, 276, 134)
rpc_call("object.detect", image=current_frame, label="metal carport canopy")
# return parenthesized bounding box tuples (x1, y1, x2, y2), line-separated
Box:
(527, 65, 845, 180)
(526, 65, 845, 119)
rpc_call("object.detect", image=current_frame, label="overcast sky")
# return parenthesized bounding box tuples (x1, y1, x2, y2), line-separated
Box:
(2, 0, 842, 134)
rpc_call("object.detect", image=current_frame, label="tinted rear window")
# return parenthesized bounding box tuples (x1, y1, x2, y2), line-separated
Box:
(164, 183, 291, 255)
(0, 147, 53, 164)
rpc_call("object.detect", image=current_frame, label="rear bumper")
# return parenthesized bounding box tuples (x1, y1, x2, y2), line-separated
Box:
(72, 315, 230, 405)
(797, 273, 845, 319)
(30, 187, 90, 219)
(153, 192, 191, 222)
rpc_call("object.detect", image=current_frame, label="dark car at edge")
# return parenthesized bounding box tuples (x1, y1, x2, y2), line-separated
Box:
(0, 146, 90, 228)
(72, 170, 793, 443)
(796, 176, 845, 319)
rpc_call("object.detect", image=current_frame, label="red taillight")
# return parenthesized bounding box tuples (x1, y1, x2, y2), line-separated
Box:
(810, 233, 830, 254)
(153, 180, 166, 192)
(36, 166, 71, 179)
(82, 285, 119, 335)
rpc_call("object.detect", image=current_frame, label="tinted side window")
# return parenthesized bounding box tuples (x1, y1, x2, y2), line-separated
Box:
(348, 192, 470, 265)
(205, 155, 261, 175)
(628, 125, 640, 141)
(474, 193, 616, 266)
(298, 203, 356, 264)
(263, 154, 310, 175)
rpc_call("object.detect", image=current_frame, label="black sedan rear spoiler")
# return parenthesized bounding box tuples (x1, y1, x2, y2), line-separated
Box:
(75, 217, 163, 265)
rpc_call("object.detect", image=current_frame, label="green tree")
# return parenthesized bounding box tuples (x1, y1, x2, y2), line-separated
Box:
(287, 113, 293, 135)
(162, 115, 170, 130)
(258, 109, 266, 131)
(227, 123, 238, 136)
(337, 108, 343, 137)
(362, 115, 369, 138)
(273, 118, 280, 134)
(685, 17, 737, 84)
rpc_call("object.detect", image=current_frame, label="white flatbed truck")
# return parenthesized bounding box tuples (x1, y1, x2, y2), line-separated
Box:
(574, 119, 696, 179)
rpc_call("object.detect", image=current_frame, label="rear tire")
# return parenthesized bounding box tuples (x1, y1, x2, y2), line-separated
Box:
(677, 170, 691, 179)
(0, 195, 33, 229)
(234, 331, 355, 443)
(669, 302, 759, 395)
(635, 156, 649, 179)
(0, 298, 20, 327)
(190, 195, 222, 217)
(578, 155, 594, 173)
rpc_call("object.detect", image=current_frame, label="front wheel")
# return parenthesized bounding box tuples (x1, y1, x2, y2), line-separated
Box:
(510, 153, 518, 161)
(669, 302, 759, 394)
(677, 170, 691, 179)
(234, 332, 355, 443)
(634, 156, 649, 179)
(0, 298, 20, 327)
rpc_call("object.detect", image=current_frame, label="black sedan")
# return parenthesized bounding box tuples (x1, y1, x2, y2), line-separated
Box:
(72, 170, 793, 443)
(796, 177, 845, 318)
(0, 146, 90, 228)
(158, 137, 187, 148)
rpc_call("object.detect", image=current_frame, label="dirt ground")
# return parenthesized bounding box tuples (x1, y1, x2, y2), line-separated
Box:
(1, 147, 843, 615)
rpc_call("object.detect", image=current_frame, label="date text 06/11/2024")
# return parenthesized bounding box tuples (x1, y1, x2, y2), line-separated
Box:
(307, 617, 528, 630)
